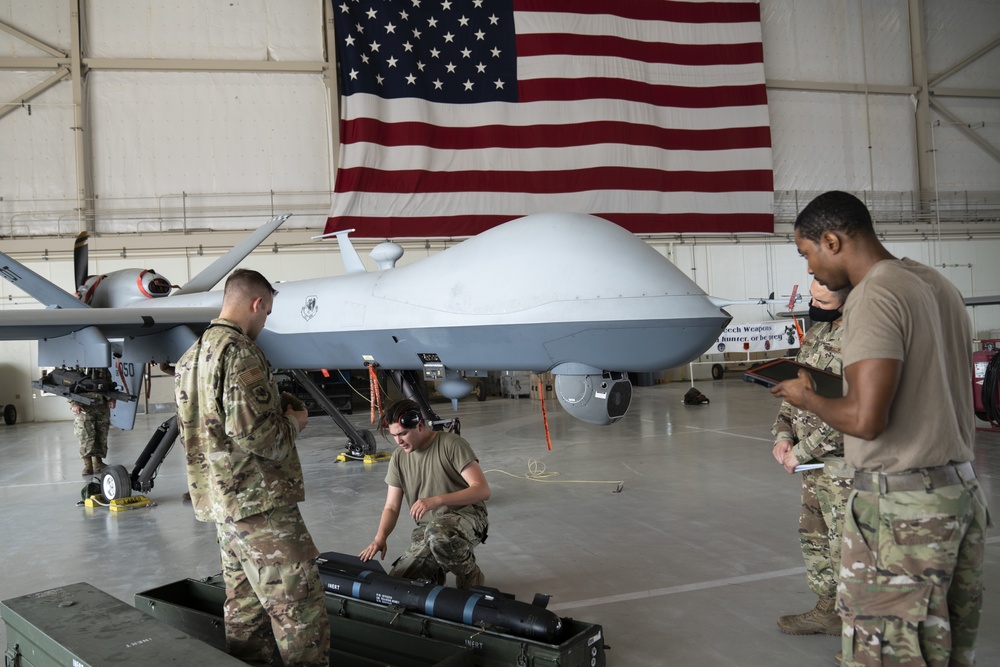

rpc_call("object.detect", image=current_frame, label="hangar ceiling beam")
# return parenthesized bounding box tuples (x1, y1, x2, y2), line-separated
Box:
(0, 67, 69, 121)
(929, 97, 1000, 166)
(69, 0, 95, 233)
(0, 17, 69, 121)
(909, 0, 934, 195)
(0, 19, 65, 57)
(82, 59, 325, 73)
(928, 34, 1000, 88)
(323, 0, 341, 189)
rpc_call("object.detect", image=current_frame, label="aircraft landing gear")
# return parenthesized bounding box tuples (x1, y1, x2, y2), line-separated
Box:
(101, 465, 132, 501)
(81, 415, 178, 504)
(289, 369, 378, 458)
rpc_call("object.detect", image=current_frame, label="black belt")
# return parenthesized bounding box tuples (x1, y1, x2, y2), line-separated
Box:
(853, 461, 976, 493)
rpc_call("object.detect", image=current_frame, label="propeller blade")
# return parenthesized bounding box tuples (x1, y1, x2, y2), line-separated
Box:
(74, 231, 89, 290)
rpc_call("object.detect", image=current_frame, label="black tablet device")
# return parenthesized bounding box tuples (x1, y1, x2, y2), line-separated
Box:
(743, 358, 843, 399)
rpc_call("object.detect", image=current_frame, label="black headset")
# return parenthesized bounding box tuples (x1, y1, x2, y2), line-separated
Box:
(397, 409, 421, 429)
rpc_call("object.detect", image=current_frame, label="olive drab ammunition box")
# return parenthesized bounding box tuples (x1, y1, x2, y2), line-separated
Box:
(1, 582, 245, 667)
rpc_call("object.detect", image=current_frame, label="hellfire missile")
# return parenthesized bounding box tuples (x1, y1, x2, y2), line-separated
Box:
(316, 552, 563, 643)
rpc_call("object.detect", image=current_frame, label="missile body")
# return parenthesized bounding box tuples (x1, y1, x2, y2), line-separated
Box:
(317, 552, 563, 643)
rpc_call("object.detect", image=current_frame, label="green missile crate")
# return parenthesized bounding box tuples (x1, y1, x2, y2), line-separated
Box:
(135, 575, 607, 667)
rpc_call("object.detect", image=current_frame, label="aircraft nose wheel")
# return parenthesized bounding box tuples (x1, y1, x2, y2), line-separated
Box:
(101, 464, 133, 501)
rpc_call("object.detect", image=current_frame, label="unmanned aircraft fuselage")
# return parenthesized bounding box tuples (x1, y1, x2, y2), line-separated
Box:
(1, 212, 733, 425)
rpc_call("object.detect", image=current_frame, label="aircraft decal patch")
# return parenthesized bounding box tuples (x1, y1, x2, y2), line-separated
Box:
(301, 295, 318, 321)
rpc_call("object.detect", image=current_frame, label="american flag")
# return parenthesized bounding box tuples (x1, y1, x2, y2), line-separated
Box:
(324, 0, 773, 237)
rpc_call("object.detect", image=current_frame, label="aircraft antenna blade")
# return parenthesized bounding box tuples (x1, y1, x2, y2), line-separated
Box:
(173, 213, 291, 295)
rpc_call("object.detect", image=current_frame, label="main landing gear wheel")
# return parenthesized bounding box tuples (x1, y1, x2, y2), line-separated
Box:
(3, 404, 15, 425)
(101, 464, 132, 501)
(711, 364, 725, 380)
(362, 428, 376, 454)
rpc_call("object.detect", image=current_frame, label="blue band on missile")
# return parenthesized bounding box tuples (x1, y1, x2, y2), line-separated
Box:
(463, 594, 483, 625)
(354, 570, 373, 598)
(424, 586, 443, 615)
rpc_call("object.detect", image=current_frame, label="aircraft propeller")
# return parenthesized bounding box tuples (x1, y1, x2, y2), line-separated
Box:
(73, 231, 89, 295)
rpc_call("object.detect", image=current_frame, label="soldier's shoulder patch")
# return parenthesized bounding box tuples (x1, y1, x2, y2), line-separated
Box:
(252, 384, 271, 405)
(239, 366, 265, 386)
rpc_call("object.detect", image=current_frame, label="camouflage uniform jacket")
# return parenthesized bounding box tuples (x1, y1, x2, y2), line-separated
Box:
(771, 320, 848, 476)
(175, 318, 305, 524)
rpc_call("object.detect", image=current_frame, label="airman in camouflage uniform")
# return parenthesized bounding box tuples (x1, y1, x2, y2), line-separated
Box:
(70, 367, 116, 475)
(774, 191, 992, 667)
(175, 269, 329, 667)
(360, 399, 490, 589)
(771, 280, 852, 636)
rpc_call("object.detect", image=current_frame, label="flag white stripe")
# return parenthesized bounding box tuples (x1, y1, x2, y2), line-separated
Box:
(514, 12, 764, 46)
(329, 190, 774, 219)
(518, 55, 766, 88)
(341, 94, 771, 130)
(339, 144, 773, 173)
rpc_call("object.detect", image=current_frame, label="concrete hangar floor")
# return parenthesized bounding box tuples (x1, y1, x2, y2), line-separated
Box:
(1, 379, 998, 666)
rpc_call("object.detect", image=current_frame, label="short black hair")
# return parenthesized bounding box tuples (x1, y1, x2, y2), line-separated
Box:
(794, 191, 875, 242)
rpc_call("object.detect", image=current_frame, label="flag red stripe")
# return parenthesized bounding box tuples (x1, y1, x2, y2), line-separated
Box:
(518, 79, 767, 107)
(334, 167, 774, 194)
(324, 212, 774, 238)
(516, 34, 764, 66)
(514, 0, 761, 24)
(341, 119, 771, 152)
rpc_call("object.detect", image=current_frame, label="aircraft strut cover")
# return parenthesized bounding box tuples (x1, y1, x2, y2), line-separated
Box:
(317, 552, 563, 643)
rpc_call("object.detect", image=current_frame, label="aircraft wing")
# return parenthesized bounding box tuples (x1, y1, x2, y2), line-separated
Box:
(172, 213, 291, 295)
(0, 306, 220, 341)
(966, 295, 1000, 307)
(0, 250, 87, 309)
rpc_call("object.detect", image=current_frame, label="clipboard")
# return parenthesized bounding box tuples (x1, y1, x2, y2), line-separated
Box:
(743, 358, 843, 399)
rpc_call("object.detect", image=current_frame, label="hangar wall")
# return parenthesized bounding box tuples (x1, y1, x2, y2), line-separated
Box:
(2, 0, 999, 422)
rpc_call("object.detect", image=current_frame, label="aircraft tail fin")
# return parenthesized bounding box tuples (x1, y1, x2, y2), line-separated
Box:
(173, 213, 291, 296)
(0, 249, 88, 309)
(312, 228, 367, 274)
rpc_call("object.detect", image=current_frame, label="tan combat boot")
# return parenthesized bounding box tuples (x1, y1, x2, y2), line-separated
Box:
(81, 458, 94, 475)
(91, 456, 107, 472)
(777, 596, 841, 635)
(455, 564, 485, 590)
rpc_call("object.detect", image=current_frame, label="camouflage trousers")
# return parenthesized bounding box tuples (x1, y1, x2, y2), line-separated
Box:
(74, 404, 110, 459)
(216, 505, 330, 667)
(798, 468, 854, 598)
(838, 477, 990, 666)
(390, 510, 488, 583)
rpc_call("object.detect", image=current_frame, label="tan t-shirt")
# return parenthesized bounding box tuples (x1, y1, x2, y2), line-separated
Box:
(842, 258, 974, 473)
(385, 431, 487, 525)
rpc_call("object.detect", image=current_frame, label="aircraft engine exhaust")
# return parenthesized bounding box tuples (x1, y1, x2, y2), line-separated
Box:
(554, 372, 632, 425)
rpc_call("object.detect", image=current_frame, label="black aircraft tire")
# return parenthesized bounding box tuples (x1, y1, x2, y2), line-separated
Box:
(476, 381, 487, 401)
(3, 404, 15, 425)
(362, 429, 376, 456)
(101, 464, 132, 501)
(711, 364, 725, 380)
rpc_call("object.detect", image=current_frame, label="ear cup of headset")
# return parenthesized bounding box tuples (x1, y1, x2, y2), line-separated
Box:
(398, 409, 421, 429)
